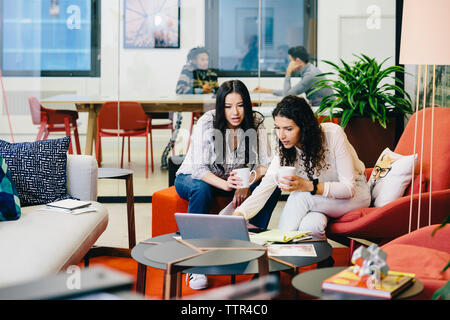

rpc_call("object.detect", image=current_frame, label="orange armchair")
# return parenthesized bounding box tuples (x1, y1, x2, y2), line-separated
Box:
(327, 107, 450, 257)
(381, 224, 450, 299)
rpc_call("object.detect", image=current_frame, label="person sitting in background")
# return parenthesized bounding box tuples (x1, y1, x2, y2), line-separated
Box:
(252, 46, 333, 105)
(175, 80, 281, 290)
(176, 46, 219, 94)
(233, 95, 370, 238)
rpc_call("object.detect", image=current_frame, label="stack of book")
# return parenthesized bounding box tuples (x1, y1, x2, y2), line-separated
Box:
(321, 266, 415, 299)
(39, 199, 97, 215)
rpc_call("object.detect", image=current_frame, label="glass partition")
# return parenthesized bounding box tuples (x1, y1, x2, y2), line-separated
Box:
(0, 0, 405, 200)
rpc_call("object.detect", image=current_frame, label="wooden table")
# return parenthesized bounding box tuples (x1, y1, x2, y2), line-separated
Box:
(41, 94, 281, 168)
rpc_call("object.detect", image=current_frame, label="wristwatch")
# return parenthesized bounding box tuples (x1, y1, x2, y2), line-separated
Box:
(310, 178, 319, 195)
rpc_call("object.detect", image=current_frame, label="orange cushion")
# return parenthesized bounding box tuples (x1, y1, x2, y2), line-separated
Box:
(151, 186, 232, 237)
(383, 244, 450, 281)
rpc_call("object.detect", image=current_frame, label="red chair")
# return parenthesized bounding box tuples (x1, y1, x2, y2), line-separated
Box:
(327, 107, 450, 261)
(28, 96, 81, 155)
(381, 224, 450, 299)
(121, 112, 176, 169)
(149, 112, 175, 155)
(186, 112, 203, 152)
(96, 101, 151, 178)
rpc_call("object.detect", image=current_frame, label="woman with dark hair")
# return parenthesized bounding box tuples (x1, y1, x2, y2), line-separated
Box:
(233, 95, 370, 238)
(175, 80, 281, 289)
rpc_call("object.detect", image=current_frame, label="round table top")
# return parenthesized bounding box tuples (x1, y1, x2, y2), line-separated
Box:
(291, 267, 424, 300)
(131, 233, 333, 275)
(98, 168, 134, 179)
(143, 238, 265, 268)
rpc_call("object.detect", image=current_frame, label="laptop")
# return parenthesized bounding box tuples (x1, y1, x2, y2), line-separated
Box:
(174, 213, 250, 241)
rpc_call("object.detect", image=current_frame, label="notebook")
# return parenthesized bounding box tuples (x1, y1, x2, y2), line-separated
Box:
(46, 199, 91, 210)
(174, 213, 250, 241)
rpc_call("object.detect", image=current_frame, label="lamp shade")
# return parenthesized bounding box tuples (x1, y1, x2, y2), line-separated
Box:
(400, 0, 450, 65)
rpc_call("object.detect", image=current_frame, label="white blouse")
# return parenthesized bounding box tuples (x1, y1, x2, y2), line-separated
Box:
(176, 110, 273, 180)
(236, 122, 366, 220)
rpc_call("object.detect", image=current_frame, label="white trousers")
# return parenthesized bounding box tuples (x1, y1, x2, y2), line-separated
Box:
(277, 176, 371, 237)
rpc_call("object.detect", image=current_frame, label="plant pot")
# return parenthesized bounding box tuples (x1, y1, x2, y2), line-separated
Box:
(343, 115, 404, 168)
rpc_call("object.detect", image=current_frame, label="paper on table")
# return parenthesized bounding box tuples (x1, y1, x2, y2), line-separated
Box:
(268, 244, 317, 257)
(250, 229, 312, 243)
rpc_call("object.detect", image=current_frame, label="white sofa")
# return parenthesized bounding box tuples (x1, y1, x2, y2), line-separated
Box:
(0, 155, 108, 288)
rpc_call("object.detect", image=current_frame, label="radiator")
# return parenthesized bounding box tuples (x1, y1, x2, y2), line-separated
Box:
(1, 91, 76, 116)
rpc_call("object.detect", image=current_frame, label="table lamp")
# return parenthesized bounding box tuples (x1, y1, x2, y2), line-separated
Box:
(399, 0, 450, 232)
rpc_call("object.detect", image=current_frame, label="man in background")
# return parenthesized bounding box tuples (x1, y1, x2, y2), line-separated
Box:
(253, 45, 332, 105)
(176, 47, 219, 94)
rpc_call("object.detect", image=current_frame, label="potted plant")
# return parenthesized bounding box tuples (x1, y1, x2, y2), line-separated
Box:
(310, 54, 413, 167)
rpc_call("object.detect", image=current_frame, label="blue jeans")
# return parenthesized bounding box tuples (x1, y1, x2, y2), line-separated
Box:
(174, 173, 281, 229)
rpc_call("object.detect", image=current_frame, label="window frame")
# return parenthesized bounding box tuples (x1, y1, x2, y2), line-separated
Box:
(205, 0, 318, 77)
(0, 0, 101, 77)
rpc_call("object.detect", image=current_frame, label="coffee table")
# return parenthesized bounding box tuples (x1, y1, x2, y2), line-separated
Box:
(291, 266, 424, 300)
(131, 233, 333, 297)
(132, 235, 269, 299)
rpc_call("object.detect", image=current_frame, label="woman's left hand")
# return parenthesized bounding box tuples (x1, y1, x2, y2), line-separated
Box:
(279, 175, 312, 193)
(233, 187, 251, 208)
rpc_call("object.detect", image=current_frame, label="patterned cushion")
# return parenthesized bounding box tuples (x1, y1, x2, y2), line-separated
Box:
(0, 137, 73, 206)
(0, 155, 21, 221)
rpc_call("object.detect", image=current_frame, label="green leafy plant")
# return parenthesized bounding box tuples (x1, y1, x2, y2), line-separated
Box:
(310, 54, 413, 128)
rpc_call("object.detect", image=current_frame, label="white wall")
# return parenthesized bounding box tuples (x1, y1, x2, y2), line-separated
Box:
(317, 0, 396, 73)
(1, 0, 398, 135)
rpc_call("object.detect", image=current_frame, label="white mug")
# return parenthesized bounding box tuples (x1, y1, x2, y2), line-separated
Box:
(276, 166, 296, 188)
(233, 168, 257, 188)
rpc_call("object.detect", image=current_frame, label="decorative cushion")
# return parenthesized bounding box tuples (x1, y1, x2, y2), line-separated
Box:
(383, 244, 450, 281)
(0, 137, 73, 206)
(0, 155, 21, 221)
(368, 148, 417, 207)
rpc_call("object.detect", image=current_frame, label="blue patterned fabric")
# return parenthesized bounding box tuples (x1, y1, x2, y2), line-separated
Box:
(0, 137, 73, 206)
(0, 155, 21, 221)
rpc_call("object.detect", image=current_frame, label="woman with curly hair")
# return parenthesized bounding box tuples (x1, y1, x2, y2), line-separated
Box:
(233, 95, 370, 237)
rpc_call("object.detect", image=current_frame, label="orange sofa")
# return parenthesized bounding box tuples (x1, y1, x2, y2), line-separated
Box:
(151, 186, 231, 237)
(381, 224, 449, 299)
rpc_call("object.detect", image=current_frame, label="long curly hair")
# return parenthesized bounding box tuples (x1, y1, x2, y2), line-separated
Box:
(272, 95, 326, 179)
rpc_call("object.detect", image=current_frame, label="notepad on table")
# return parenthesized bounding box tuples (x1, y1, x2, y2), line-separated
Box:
(250, 229, 311, 243)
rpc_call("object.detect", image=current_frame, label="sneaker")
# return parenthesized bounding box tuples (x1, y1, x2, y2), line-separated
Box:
(187, 273, 208, 290)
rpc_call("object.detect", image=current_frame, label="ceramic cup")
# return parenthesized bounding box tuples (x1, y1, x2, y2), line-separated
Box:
(233, 167, 257, 188)
(277, 166, 296, 188)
